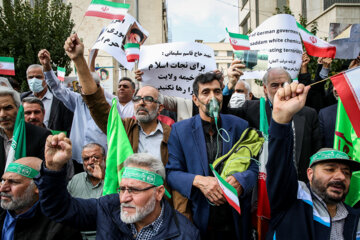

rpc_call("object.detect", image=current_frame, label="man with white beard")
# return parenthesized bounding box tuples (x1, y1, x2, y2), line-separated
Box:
(0, 157, 81, 239)
(34, 133, 200, 240)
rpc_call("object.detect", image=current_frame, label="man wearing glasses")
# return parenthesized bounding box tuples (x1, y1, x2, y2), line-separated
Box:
(34, 133, 200, 239)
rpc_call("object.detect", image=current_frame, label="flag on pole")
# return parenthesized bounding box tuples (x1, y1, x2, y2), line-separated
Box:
(0, 57, 15, 76)
(257, 97, 271, 219)
(6, 105, 26, 169)
(330, 66, 360, 137)
(57, 67, 66, 82)
(85, 0, 130, 20)
(296, 22, 336, 58)
(333, 99, 360, 207)
(103, 98, 134, 195)
(124, 43, 140, 62)
(209, 163, 240, 214)
(226, 28, 250, 51)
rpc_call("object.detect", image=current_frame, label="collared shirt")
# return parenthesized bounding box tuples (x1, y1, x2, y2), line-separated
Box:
(313, 192, 348, 240)
(44, 70, 118, 163)
(138, 121, 163, 161)
(67, 172, 103, 199)
(119, 101, 134, 118)
(130, 204, 164, 240)
(1, 201, 39, 240)
(40, 89, 53, 127)
(0, 129, 11, 161)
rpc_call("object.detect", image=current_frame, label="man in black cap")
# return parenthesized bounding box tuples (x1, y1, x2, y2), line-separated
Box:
(266, 81, 360, 240)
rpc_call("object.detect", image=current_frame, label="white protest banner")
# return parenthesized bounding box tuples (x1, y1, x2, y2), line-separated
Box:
(249, 14, 303, 79)
(92, 14, 148, 70)
(138, 42, 216, 99)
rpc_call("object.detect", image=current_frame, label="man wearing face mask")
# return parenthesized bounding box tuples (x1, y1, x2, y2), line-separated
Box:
(20, 64, 73, 135)
(166, 72, 259, 240)
(228, 79, 257, 108)
(228, 67, 322, 182)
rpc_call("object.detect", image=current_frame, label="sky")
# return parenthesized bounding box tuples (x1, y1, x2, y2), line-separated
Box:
(166, 0, 239, 43)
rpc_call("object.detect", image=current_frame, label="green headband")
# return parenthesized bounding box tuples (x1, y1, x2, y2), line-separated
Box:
(122, 167, 171, 199)
(6, 162, 39, 179)
(309, 150, 350, 167)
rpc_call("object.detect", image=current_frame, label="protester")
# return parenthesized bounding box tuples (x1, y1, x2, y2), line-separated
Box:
(0, 86, 50, 175)
(266, 81, 360, 239)
(0, 157, 82, 239)
(228, 79, 257, 108)
(21, 64, 73, 135)
(22, 97, 46, 128)
(228, 67, 322, 182)
(38, 49, 112, 169)
(34, 133, 200, 239)
(166, 72, 259, 239)
(117, 77, 136, 118)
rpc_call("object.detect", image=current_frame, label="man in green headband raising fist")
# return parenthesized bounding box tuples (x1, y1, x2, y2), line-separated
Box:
(0, 157, 81, 239)
(34, 133, 200, 239)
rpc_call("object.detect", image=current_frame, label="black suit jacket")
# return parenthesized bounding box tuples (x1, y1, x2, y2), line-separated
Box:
(0, 123, 51, 175)
(21, 90, 74, 135)
(319, 103, 337, 148)
(228, 100, 322, 182)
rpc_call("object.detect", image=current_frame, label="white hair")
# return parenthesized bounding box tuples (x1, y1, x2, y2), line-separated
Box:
(0, 86, 21, 108)
(26, 64, 43, 77)
(262, 67, 291, 85)
(124, 153, 165, 180)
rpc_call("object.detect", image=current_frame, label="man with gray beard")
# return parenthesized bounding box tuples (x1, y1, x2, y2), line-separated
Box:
(34, 133, 200, 239)
(0, 157, 81, 240)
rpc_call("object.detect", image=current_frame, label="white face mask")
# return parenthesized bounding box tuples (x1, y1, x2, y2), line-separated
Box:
(28, 77, 44, 93)
(229, 93, 246, 108)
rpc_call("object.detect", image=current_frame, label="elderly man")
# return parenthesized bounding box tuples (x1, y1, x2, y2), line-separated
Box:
(0, 86, 50, 175)
(228, 67, 322, 182)
(20, 63, 73, 134)
(67, 143, 106, 199)
(228, 79, 257, 108)
(166, 72, 259, 239)
(34, 133, 200, 239)
(266, 81, 360, 239)
(0, 157, 81, 239)
(22, 97, 46, 128)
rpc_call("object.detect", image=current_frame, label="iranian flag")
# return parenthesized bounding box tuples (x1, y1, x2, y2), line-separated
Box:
(6, 106, 26, 169)
(210, 164, 240, 214)
(226, 28, 250, 51)
(0, 57, 15, 76)
(330, 66, 360, 137)
(85, 0, 130, 20)
(124, 43, 140, 62)
(297, 22, 336, 58)
(57, 67, 66, 81)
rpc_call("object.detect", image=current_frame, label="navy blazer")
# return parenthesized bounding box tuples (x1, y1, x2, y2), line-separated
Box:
(166, 114, 259, 239)
(319, 103, 337, 148)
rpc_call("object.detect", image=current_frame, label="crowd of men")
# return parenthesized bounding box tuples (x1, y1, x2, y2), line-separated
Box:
(0, 32, 360, 240)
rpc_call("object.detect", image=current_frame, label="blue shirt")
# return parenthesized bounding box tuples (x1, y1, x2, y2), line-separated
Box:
(2, 202, 39, 240)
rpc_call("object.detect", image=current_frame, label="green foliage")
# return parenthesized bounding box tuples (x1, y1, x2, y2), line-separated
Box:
(0, 0, 74, 91)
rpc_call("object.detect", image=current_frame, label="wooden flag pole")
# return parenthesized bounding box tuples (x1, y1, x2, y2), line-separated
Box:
(308, 76, 331, 86)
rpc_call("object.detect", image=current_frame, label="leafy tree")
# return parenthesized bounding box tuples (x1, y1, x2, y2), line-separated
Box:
(0, 0, 74, 91)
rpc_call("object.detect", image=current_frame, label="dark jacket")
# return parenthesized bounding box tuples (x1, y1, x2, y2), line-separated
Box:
(21, 90, 74, 135)
(34, 163, 200, 240)
(319, 103, 337, 148)
(228, 100, 322, 182)
(0, 123, 51, 175)
(266, 120, 360, 240)
(0, 204, 82, 240)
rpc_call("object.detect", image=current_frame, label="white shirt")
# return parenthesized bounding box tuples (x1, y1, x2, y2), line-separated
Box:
(119, 101, 134, 118)
(138, 121, 163, 160)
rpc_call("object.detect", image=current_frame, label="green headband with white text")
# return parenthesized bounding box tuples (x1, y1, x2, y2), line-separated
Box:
(122, 167, 171, 198)
(6, 162, 39, 179)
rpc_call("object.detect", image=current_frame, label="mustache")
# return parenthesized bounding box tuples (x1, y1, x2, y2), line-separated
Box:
(28, 119, 40, 123)
(327, 181, 346, 190)
(136, 107, 149, 114)
(121, 203, 136, 208)
(0, 116, 12, 122)
(0, 192, 12, 198)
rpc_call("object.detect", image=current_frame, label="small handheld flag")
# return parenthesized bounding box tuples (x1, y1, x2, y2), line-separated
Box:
(124, 43, 140, 62)
(85, 0, 130, 20)
(0, 57, 15, 76)
(226, 28, 250, 51)
(57, 67, 66, 81)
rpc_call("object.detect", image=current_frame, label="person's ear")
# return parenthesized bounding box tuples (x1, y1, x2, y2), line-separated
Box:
(156, 186, 165, 201)
(307, 167, 314, 185)
(192, 94, 200, 107)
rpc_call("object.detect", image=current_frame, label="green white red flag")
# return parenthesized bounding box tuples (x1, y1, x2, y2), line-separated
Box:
(0, 57, 15, 76)
(57, 67, 66, 82)
(209, 163, 240, 214)
(6, 105, 26, 169)
(226, 28, 250, 51)
(330, 66, 360, 137)
(103, 98, 134, 195)
(124, 43, 140, 62)
(85, 0, 130, 20)
(334, 100, 360, 207)
(296, 22, 336, 58)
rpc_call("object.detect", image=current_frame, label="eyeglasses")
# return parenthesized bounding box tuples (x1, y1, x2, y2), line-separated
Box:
(117, 185, 156, 194)
(132, 96, 160, 104)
